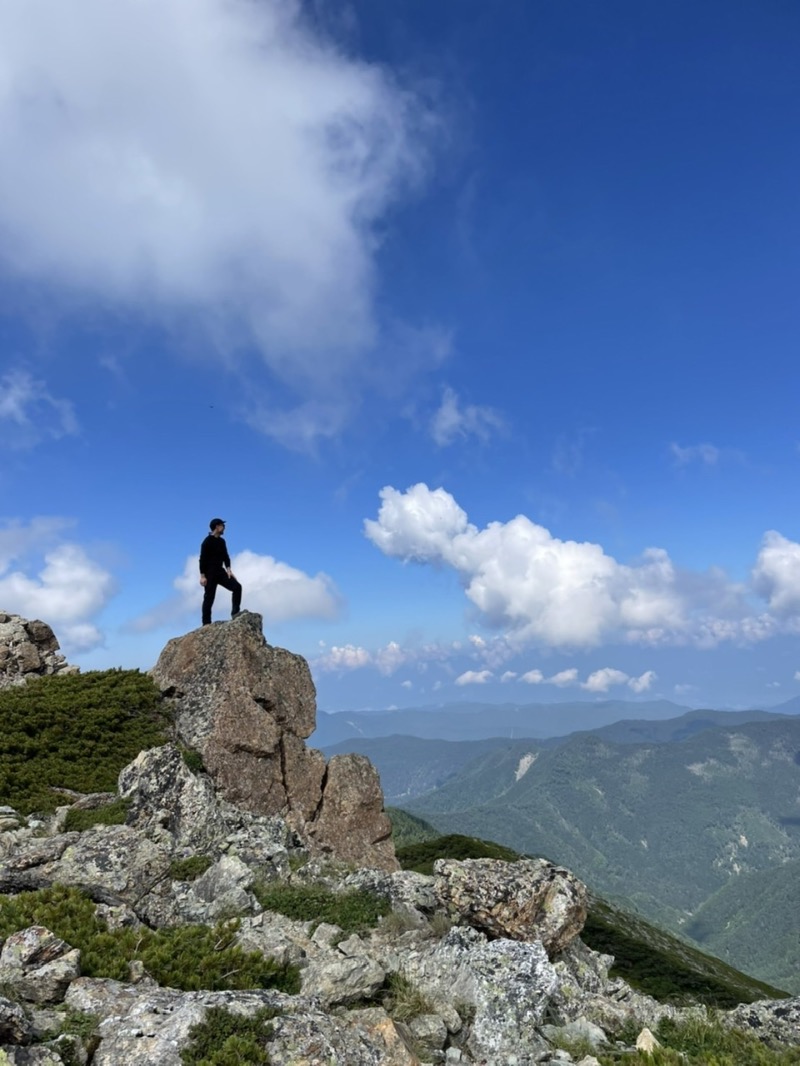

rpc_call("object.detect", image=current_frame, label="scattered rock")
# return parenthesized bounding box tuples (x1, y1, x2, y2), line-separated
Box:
(0, 614, 77, 689)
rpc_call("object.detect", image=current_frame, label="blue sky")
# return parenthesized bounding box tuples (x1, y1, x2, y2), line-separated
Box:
(2, 0, 800, 713)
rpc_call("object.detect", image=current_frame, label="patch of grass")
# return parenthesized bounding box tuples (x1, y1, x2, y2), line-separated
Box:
(395, 833, 522, 875)
(63, 798, 130, 833)
(253, 882, 389, 936)
(181, 1005, 278, 1065)
(179, 747, 205, 775)
(383, 972, 435, 1023)
(169, 855, 215, 882)
(595, 1013, 800, 1065)
(0, 670, 170, 814)
(0, 885, 300, 994)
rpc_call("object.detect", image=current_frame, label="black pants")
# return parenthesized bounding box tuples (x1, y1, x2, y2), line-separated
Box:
(202, 572, 242, 624)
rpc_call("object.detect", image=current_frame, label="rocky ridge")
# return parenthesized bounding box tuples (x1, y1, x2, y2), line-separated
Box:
(0, 612, 798, 1064)
(0, 614, 77, 690)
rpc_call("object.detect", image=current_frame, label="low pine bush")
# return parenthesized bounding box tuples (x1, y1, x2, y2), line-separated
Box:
(63, 799, 130, 833)
(0, 886, 299, 994)
(169, 855, 215, 882)
(254, 882, 389, 935)
(181, 1006, 278, 1065)
(0, 670, 170, 814)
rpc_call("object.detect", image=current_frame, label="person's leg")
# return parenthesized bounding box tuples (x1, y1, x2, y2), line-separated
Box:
(201, 580, 218, 625)
(216, 572, 242, 617)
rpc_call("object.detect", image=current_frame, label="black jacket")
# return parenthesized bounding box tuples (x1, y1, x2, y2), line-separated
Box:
(199, 534, 231, 576)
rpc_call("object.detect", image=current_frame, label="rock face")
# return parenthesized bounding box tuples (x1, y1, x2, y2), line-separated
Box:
(435, 856, 588, 957)
(0, 614, 77, 689)
(150, 612, 397, 871)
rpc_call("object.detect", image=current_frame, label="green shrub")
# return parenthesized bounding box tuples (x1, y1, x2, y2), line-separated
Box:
(0, 885, 299, 994)
(180, 747, 206, 775)
(383, 972, 434, 1023)
(181, 1006, 278, 1065)
(254, 882, 389, 935)
(169, 855, 215, 882)
(595, 1013, 800, 1065)
(63, 799, 130, 832)
(0, 670, 170, 814)
(395, 833, 522, 875)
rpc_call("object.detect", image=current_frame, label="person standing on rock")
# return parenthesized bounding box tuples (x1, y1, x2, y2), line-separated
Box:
(199, 518, 242, 625)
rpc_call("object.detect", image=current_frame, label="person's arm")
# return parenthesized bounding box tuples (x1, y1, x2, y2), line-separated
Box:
(199, 538, 208, 586)
(222, 539, 234, 578)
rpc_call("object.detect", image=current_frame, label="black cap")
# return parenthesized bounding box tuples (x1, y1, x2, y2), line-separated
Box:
(209, 518, 225, 530)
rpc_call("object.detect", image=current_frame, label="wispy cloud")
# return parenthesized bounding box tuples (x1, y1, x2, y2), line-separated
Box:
(0, 370, 78, 449)
(430, 387, 505, 447)
(670, 442, 721, 467)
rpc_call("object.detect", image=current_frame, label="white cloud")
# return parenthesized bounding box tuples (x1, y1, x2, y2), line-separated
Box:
(520, 669, 544, 684)
(752, 531, 800, 616)
(455, 669, 493, 685)
(501, 670, 517, 682)
(0, 370, 78, 449)
(581, 667, 630, 693)
(670, 442, 721, 467)
(430, 387, 504, 447)
(549, 668, 579, 687)
(374, 641, 408, 676)
(136, 549, 340, 631)
(0, 524, 116, 652)
(400, 680, 413, 689)
(795, 670, 800, 682)
(0, 0, 436, 441)
(628, 669, 657, 693)
(318, 644, 372, 672)
(365, 483, 800, 650)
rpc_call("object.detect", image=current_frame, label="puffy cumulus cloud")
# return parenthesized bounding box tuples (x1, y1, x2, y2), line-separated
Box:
(0, 0, 436, 440)
(752, 532, 800, 617)
(455, 669, 493, 685)
(0, 527, 116, 652)
(365, 484, 798, 649)
(0, 370, 78, 449)
(317, 644, 372, 672)
(136, 550, 340, 632)
(520, 669, 544, 684)
(501, 670, 517, 682)
(581, 668, 657, 694)
(365, 484, 691, 646)
(670, 442, 720, 467)
(549, 668, 579, 687)
(430, 388, 505, 447)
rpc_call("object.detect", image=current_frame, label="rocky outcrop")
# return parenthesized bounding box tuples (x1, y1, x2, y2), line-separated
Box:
(150, 611, 397, 871)
(0, 614, 77, 689)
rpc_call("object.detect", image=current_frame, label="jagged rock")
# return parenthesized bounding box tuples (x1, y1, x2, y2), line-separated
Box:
(0, 996, 32, 1045)
(149, 612, 397, 871)
(343, 869, 438, 918)
(64, 980, 418, 1065)
(301, 952, 386, 1007)
(400, 925, 557, 1064)
(307, 753, 397, 871)
(541, 1016, 608, 1050)
(407, 1013, 449, 1055)
(0, 614, 77, 689)
(0, 1049, 68, 1064)
(434, 857, 587, 956)
(0, 927, 80, 1004)
(726, 997, 800, 1047)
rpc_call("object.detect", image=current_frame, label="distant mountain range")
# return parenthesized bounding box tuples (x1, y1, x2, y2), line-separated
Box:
(321, 702, 800, 993)
(312, 696, 800, 747)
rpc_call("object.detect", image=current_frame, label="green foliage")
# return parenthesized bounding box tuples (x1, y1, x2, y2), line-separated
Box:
(0, 885, 300, 993)
(594, 1014, 800, 1065)
(0, 670, 170, 814)
(181, 1006, 278, 1066)
(395, 832, 523, 875)
(254, 882, 389, 935)
(386, 807, 439, 848)
(180, 747, 206, 774)
(63, 799, 130, 832)
(169, 855, 215, 881)
(382, 972, 434, 1023)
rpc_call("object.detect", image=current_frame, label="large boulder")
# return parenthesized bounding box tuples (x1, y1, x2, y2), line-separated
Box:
(434, 857, 587, 957)
(149, 613, 397, 871)
(0, 613, 77, 689)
